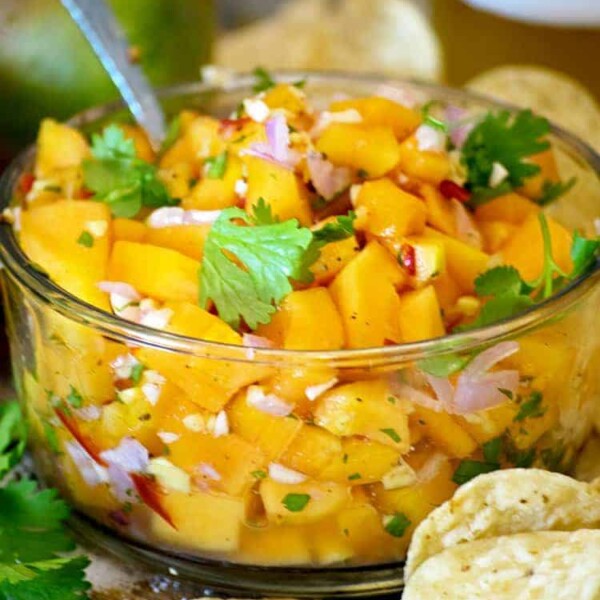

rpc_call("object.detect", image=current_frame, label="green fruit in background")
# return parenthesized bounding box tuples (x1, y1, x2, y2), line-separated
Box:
(0, 0, 215, 157)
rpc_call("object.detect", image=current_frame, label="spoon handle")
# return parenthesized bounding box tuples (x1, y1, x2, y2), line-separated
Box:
(60, 0, 166, 149)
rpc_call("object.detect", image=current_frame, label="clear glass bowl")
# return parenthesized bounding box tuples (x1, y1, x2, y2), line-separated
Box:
(1, 73, 599, 597)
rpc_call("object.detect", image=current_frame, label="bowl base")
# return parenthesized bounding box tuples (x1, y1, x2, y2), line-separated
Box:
(70, 512, 405, 598)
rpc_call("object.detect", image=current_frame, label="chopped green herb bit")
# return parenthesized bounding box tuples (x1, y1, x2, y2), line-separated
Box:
(66, 386, 84, 409)
(419, 353, 470, 377)
(514, 391, 545, 422)
(462, 109, 550, 205)
(204, 151, 228, 179)
(387, 396, 397, 405)
(384, 513, 412, 538)
(482, 437, 503, 464)
(251, 470, 267, 479)
(252, 66, 276, 93)
(452, 460, 499, 485)
(540, 446, 565, 471)
(348, 473, 362, 481)
(498, 388, 514, 400)
(42, 422, 61, 455)
(282, 493, 311, 512)
(380, 428, 401, 443)
(312, 211, 356, 244)
(357, 168, 369, 179)
(342, 453, 349, 464)
(130, 363, 145, 386)
(76, 231, 94, 248)
(511, 447, 536, 468)
(293, 78, 307, 89)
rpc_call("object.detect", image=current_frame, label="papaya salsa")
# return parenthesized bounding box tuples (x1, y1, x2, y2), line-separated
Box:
(6, 75, 599, 566)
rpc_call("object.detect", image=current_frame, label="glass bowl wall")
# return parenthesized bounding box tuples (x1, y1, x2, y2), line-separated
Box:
(1, 73, 599, 597)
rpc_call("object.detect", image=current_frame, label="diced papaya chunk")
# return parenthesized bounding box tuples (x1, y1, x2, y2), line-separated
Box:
(501, 213, 573, 280)
(244, 156, 312, 225)
(518, 149, 561, 200)
(409, 406, 478, 458)
(144, 224, 209, 261)
(355, 179, 427, 243)
(20, 200, 111, 309)
(260, 479, 350, 525)
(183, 154, 243, 210)
(239, 525, 311, 566)
(474, 192, 539, 225)
(113, 218, 147, 243)
(372, 456, 457, 532)
(169, 433, 266, 496)
(35, 119, 90, 179)
(424, 227, 490, 292)
(228, 391, 302, 460)
(257, 288, 344, 350)
(420, 183, 456, 236)
(310, 217, 360, 284)
(478, 220, 517, 253)
(397, 136, 451, 184)
(138, 302, 269, 412)
(264, 84, 308, 115)
(149, 490, 245, 553)
(158, 163, 193, 199)
(315, 379, 411, 452)
(316, 124, 400, 178)
(160, 116, 225, 171)
(329, 97, 421, 140)
(329, 241, 406, 348)
(458, 402, 518, 444)
(432, 270, 462, 314)
(107, 241, 199, 303)
(319, 438, 400, 484)
(118, 124, 154, 162)
(397, 286, 445, 342)
(307, 519, 354, 565)
(279, 425, 342, 478)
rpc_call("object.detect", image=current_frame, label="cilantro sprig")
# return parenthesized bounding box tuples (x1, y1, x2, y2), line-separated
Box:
(83, 125, 177, 218)
(199, 203, 355, 329)
(461, 109, 550, 205)
(0, 403, 91, 599)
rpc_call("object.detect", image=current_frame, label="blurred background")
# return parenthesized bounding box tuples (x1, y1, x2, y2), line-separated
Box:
(1, 0, 599, 383)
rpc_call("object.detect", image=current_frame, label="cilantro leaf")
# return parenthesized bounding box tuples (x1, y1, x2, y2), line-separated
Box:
(570, 231, 600, 280)
(383, 513, 411, 538)
(482, 437, 503, 464)
(421, 101, 448, 133)
(0, 480, 73, 563)
(380, 428, 401, 443)
(83, 125, 176, 218)
(199, 207, 313, 329)
(76, 231, 94, 248)
(250, 197, 278, 226)
(204, 152, 228, 179)
(538, 177, 576, 206)
(462, 109, 550, 205)
(252, 67, 276, 93)
(0, 402, 27, 479)
(459, 265, 534, 330)
(312, 211, 356, 244)
(66, 386, 83, 409)
(0, 556, 91, 600)
(452, 460, 499, 485)
(514, 390, 545, 422)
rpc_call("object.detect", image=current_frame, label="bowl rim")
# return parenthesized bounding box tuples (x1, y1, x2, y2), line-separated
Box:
(1, 70, 599, 368)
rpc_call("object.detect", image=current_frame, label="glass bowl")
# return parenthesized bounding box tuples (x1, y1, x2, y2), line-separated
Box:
(1, 72, 599, 597)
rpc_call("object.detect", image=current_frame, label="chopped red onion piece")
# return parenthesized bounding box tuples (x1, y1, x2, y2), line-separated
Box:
(66, 440, 108, 487)
(452, 199, 483, 249)
(100, 437, 149, 473)
(415, 124, 446, 152)
(306, 151, 352, 200)
(242, 333, 275, 348)
(305, 378, 339, 402)
(246, 385, 293, 417)
(98, 281, 141, 301)
(268, 462, 307, 484)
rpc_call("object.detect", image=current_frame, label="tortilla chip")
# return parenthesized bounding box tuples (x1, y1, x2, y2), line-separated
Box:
(405, 469, 600, 579)
(404, 529, 600, 600)
(216, 0, 442, 81)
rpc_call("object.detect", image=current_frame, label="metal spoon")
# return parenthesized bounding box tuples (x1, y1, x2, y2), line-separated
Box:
(60, 0, 167, 150)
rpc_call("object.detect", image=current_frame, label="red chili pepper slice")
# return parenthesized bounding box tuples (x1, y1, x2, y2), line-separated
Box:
(19, 173, 35, 195)
(399, 243, 417, 276)
(131, 473, 177, 530)
(219, 117, 251, 136)
(55, 406, 107, 466)
(439, 179, 471, 203)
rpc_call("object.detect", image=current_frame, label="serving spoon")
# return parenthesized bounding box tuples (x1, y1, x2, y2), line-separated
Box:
(59, 0, 167, 150)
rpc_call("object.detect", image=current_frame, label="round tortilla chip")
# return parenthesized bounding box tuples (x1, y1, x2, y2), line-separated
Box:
(216, 0, 442, 81)
(405, 469, 600, 579)
(467, 65, 600, 151)
(403, 529, 600, 600)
